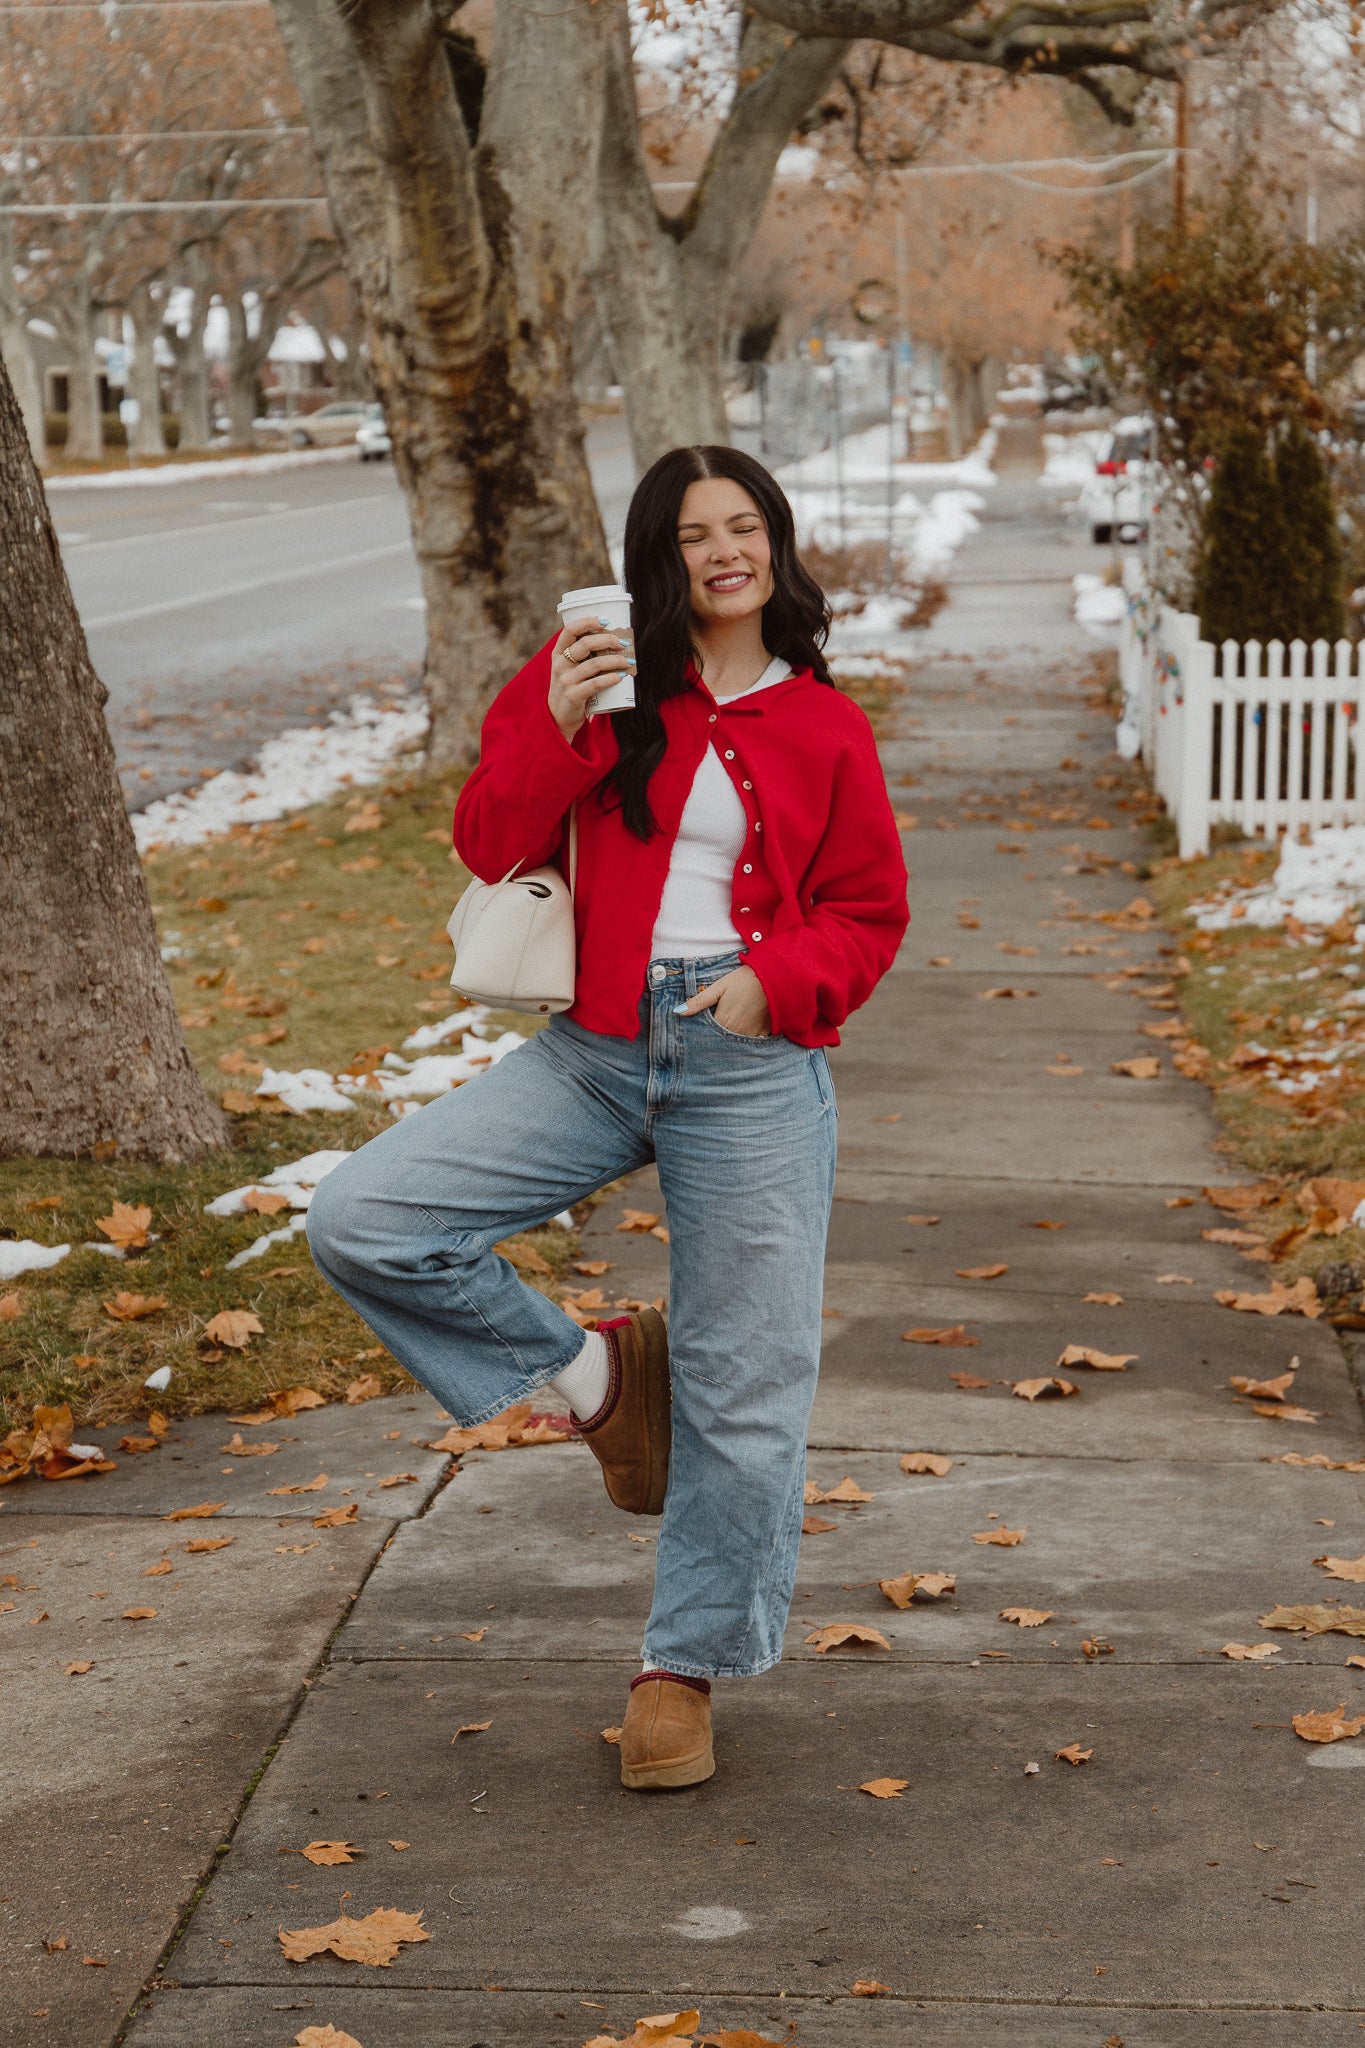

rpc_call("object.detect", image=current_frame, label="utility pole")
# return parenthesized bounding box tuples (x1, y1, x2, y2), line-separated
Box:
(1173, 78, 1188, 240)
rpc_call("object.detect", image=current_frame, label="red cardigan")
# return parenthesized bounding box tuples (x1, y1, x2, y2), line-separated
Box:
(452, 642, 909, 1047)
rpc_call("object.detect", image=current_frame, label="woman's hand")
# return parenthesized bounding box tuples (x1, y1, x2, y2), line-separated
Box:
(549, 617, 635, 741)
(677, 965, 772, 1037)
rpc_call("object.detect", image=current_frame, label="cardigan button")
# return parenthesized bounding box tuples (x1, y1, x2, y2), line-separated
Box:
(708, 714, 717, 724)
(750, 932, 762, 942)
(742, 863, 753, 874)
(742, 779, 752, 789)
(739, 906, 750, 914)
(723, 749, 735, 760)
(754, 821, 763, 831)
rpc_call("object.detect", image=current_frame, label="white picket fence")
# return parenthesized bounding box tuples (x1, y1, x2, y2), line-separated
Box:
(1118, 563, 1365, 858)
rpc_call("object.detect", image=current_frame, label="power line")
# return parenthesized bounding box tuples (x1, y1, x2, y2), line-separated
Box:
(0, 196, 328, 213)
(0, 128, 309, 142)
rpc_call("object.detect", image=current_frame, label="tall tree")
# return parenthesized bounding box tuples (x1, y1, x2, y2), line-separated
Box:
(0, 352, 229, 1161)
(596, 0, 1291, 468)
(269, 0, 613, 768)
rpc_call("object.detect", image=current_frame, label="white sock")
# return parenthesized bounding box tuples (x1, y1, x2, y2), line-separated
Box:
(549, 1328, 610, 1422)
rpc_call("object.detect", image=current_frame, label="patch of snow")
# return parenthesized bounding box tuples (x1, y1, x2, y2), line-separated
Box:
(1192, 826, 1365, 932)
(143, 1365, 172, 1391)
(45, 445, 359, 493)
(401, 1006, 486, 1052)
(132, 692, 428, 851)
(780, 423, 996, 493)
(257, 1067, 357, 1114)
(1074, 573, 1126, 629)
(83, 1241, 126, 1259)
(205, 1149, 350, 1217)
(345, 1029, 527, 1102)
(227, 1212, 310, 1268)
(1040, 431, 1107, 491)
(0, 1240, 70, 1280)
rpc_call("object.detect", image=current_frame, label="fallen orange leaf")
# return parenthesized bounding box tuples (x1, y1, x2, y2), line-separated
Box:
(220, 1432, 279, 1458)
(1000, 1608, 1054, 1627)
(973, 1526, 1026, 1546)
(950, 1369, 993, 1389)
(1011, 1377, 1078, 1401)
(241, 1188, 292, 1215)
(1057, 1344, 1135, 1372)
(294, 2026, 365, 2048)
(1316, 1552, 1365, 1584)
(122, 1606, 157, 1621)
(1055, 1743, 1093, 1765)
(859, 1777, 909, 1798)
(1215, 1278, 1321, 1320)
(300, 1841, 357, 1867)
(904, 1325, 979, 1347)
(804, 1623, 891, 1653)
(1222, 1642, 1279, 1660)
(185, 1536, 235, 1553)
(1082, 1292, 1124, 1306)
(808, 1476, 874, 1506)
(1111, 1057, 1160, 1079)
(956, 1263, 1009, 1280)
(65, 1660, 94, 1675)
(345, 1373, 385, 1404)
(269, 1474, 329, 1496)
(1252, 1402, 1321, 1425)
(851, 1980, 890, 1996)
(0, 1292, 21, 1320)
(451, 1721, 492, 1740)
(203, 1309, 264, 1350)
(899, 1452, 953, 1476)
(270, 1387, 328, 1417)
(119, 1434, 161, 1455)
(95, 1200, 153, 1249)
(879, 1569, 956, 1608)
(278, 1906, 431, 1966)
(1293, 1703, 1365, 1743)
(1230, 1368, 1297, 1400)
(102, 1292, 168, 1322)
(600, 1726, 622, 1746)
(314, 1503, 359, 1528)
(616, 1209, 661, 1233)
(1260, 1603, 1365, 1638)
(163, 1502, 225, 1521)
(801, 1515, 838, 1534)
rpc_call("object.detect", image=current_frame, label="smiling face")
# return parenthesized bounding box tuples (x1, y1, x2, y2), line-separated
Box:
(677, 476, 774, 627)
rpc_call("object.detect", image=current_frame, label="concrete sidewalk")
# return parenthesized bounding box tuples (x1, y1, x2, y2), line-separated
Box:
(13, 424, 1365, 2046)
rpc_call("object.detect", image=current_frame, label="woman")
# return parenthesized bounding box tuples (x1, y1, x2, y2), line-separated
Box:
(307, 445, 909, 1792)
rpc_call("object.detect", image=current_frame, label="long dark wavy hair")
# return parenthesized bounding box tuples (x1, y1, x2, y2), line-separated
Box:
(603, 444, 834, 840)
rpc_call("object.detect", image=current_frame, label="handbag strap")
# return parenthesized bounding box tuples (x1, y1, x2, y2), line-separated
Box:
(494, 801, 578, 892)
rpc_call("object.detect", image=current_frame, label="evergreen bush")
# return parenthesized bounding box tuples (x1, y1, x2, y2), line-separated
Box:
(1196, 422, 1345, 645)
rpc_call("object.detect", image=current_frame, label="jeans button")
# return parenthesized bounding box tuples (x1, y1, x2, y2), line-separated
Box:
(650, 964, 666, 983)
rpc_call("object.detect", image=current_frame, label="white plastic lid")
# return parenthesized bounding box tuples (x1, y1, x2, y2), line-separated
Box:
(558, 583, 630, 611)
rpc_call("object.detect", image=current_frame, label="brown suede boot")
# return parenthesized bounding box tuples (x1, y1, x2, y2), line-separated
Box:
(575, 1307, 671, 1516)
(619, 1673, 715, 1791)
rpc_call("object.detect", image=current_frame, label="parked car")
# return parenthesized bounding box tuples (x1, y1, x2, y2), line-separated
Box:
(1080, 415, 1155, 543)
(277, 400, 373, 448)
(356, 403, 392, 462)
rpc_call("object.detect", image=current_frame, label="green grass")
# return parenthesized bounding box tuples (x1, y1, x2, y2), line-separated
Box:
(0, 772, 577, 1431)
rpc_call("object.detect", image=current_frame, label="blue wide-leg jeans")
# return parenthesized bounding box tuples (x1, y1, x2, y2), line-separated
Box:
(305, 949, 838, 1679)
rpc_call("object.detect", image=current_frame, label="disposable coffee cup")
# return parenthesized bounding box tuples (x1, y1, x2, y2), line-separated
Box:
(557, 582, 636, 716)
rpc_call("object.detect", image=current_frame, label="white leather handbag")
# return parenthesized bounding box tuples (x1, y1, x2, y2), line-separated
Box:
(445, 806, 578, 1015)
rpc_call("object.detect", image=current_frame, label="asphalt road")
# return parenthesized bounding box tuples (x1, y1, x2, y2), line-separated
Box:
(48, 415, 638, 809)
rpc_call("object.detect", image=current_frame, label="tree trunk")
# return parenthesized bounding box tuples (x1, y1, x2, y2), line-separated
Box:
(0, 216, 45, 464)
(595, 12, 847, 473)
(168, 252, 213, 451)
(0, 354, 230, 1162)
(127, 290, 168, 461)
(223, 297, 270, 448)
(271, 0, 613, 769)
(54, 287, 103, 464)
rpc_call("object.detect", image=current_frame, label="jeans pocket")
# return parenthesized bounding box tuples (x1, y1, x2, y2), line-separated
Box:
(702, 1010, 783, 1046)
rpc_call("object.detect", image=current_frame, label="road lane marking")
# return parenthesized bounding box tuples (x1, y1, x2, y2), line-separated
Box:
(83, 541, 415, 629)
(60, 494, 394, 556)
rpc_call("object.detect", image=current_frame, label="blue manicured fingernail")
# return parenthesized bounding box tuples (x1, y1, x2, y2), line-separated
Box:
(672, 1002, 690, 1014)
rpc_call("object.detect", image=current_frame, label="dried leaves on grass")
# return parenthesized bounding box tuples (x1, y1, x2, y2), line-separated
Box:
(202, 1309, 263, 1350)
(278, 1906, 430, 1967)
(102, 1292, 168, 1322)
(95, 1202, 152, 1250)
